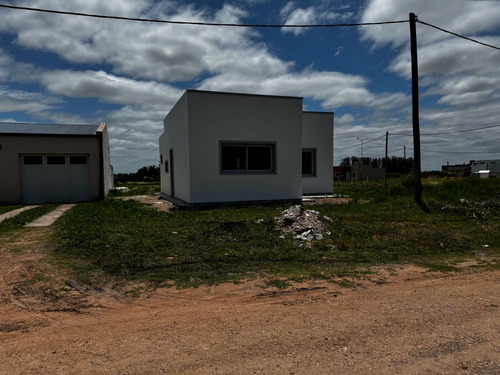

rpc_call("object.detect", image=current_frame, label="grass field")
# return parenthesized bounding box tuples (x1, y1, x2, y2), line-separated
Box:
(52, 178, 499, 288)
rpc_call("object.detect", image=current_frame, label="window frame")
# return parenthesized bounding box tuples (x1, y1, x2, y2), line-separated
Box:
(219, 141, 277, 175)
(302, 148, 317, 177)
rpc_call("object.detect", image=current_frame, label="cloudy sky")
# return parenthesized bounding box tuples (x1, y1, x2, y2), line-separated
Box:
(1, 0, 499, 172)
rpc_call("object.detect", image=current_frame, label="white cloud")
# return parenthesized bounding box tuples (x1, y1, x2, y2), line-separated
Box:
(198, 70, 409, 110)
(0, 1, 288, 82)
(360, 0, 500, 47)
(279, 1, 347, 35)
(40, 70, 183, 106)
(0, 86, 59, 114)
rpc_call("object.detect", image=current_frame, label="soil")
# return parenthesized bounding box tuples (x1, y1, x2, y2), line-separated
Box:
(120, 194, 173, 212)
(1, 227, 499, 375)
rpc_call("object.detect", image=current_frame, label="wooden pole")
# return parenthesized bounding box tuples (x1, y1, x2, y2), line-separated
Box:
(385, 131, 388, 187)
(409, 12, 425, 209)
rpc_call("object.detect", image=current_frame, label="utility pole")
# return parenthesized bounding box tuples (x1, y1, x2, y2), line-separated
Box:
(404, 145, 406, 159)
(385, 131, 388, 187)
(357, 137, 366, 183)
(409, 12, 425, 210)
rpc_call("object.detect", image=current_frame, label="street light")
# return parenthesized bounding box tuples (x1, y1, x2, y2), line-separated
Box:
(357, 137, 367, 182)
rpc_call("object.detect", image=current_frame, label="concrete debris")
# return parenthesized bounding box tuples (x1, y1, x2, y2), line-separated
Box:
(275, 205, 332, 241)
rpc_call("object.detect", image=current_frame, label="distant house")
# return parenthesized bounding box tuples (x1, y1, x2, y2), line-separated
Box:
(334, 162, 385, 182)
(441, 163, 471, 177)
(0, 122, 113, 204)
(159, 90, 333, 205)
(470, 159, 499, 178)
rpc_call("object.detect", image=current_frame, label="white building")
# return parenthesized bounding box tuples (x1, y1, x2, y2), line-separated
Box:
(159, 90, 333, 205)
(470, 160, 500, 178)
(0, 122, 113, 204)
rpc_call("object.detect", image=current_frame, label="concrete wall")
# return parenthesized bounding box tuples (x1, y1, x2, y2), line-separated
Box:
(159, 92, 191, 203)
(302, 112, 334, 195)
(0, 134, 101, 203)
(97, 123, 114, 196)
(182, 90, 303, 203)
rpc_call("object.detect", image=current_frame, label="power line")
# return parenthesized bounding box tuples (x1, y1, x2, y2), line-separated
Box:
(418, 19, 500, 51)
(391, 123, 500, 136)
(335, 134, 386, 151)
(0, 4, 408, 28)
(336, 123, 500, 151)
(406, 147, 500, 154)
(367, 147, 407, 159)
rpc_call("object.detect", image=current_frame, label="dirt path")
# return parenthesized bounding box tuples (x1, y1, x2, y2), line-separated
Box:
(0, 228, 499, 375)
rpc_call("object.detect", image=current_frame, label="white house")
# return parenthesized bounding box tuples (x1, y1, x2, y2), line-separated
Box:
(159, 90, 333, 205)
(0, 122, 113, 204)
(470, 159, 500, 178)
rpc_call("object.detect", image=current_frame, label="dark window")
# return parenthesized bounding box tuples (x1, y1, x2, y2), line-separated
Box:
(47, 156, 66, 165)
(248, 146, 272, 170)
(24, 156, 42, 165)
(302, 149, 316, 176)
(221, 145, 246, 171)
(221, 143, 275, 173)
(160, 154, 163, 164)
(70, 156, 87, 165)
(165, 160, 169, 173)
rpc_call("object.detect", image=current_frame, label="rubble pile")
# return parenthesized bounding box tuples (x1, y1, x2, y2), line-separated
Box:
(275, 205, 332, 241)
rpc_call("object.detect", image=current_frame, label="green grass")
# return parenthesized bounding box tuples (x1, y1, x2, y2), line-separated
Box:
(53, 178, 500, 288)
(0, 205, 59, 235)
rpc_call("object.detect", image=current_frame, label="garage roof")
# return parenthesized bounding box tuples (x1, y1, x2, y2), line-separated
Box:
(0, 122, 100, 135)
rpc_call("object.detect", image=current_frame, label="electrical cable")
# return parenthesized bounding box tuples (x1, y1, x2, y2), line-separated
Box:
(335, 134, 386, 151)
(0, 4, 408, 28)
(391, 124, 500, 136)
(418, 19, 500, 51)
(406, 147, 499, 154)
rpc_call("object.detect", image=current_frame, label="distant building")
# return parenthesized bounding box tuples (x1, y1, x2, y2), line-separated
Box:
(334, 162, 385, 182)
(333, 166, 352, 182)
(470, 160, 500, 178)
(441, 163, 471, 177)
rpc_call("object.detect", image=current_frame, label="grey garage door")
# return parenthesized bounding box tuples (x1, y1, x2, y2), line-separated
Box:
(21, 155, 91, 204)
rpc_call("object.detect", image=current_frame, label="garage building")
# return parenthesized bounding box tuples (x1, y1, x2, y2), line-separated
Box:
(0, 122, 113, 204)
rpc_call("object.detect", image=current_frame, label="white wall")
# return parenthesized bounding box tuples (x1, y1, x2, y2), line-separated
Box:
(159, 92, 191, 203)
(302, 112, 334, 195)
(471, 160, 500, 173)
(97, 123, 114, 195)
(185, 90, 303, 203)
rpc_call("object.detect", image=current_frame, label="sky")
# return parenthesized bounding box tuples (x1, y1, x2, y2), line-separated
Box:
(0, 0, 499, 173)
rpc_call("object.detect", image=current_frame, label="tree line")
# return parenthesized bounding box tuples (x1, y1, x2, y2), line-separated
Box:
(340, 156, 415, 175)
(114, 164, 160, 183)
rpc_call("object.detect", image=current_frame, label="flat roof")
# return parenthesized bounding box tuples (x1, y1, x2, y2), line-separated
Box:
(0, 122, 100, 136)
(187, 89, 303, 101)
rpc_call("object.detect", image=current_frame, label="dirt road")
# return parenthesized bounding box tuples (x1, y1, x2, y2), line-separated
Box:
(1, 228, 499, 374)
